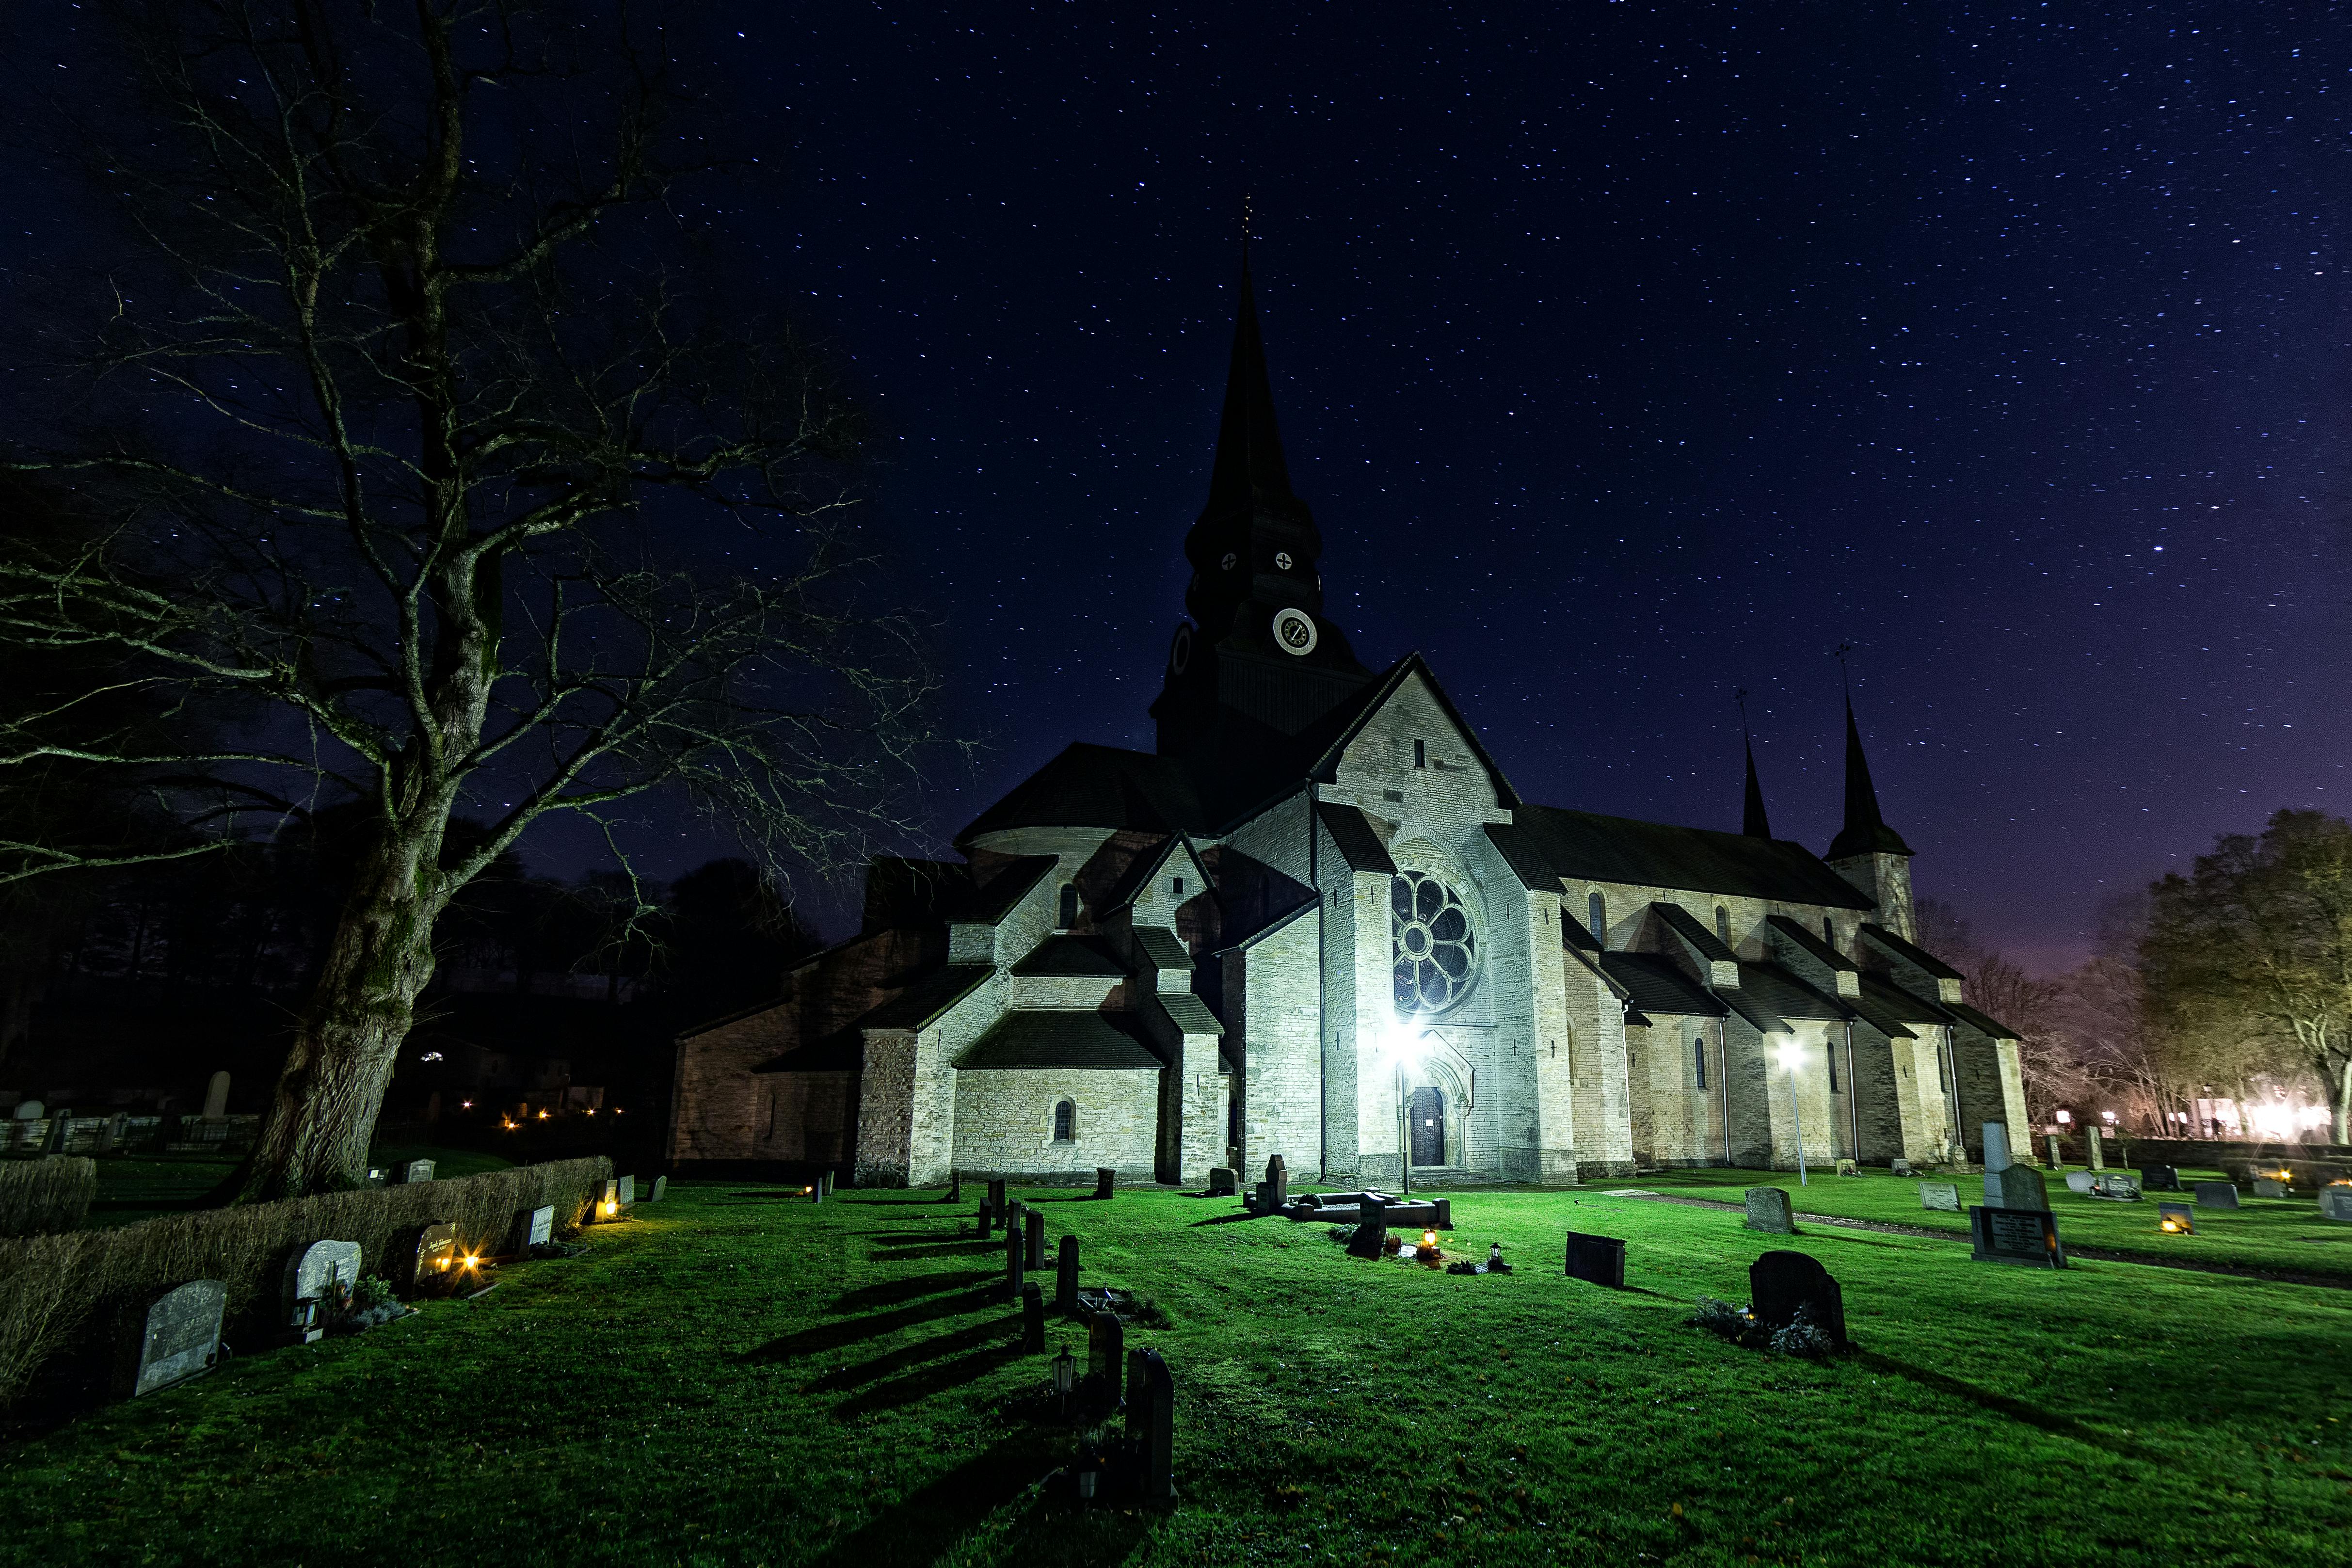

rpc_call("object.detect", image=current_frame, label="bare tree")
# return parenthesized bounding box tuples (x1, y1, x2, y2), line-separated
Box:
(1914, 898, 2069, 1123)
(0, 3, 937, 1196)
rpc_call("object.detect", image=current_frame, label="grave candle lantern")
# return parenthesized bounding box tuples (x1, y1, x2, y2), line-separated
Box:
(1052, 1346, 1076, 1406)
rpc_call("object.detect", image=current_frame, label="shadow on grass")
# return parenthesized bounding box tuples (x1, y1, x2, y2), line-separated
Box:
(831, 1341, 1024, 1421)
(810, 1317, 1010, 1393)
(870, 1241, 997, 1262)
(801, 1437, 1073, 1568)
(738, 1288, 1001, 1362)
(989, 1488, 1152, 1567)
(1190, 1212, 1271, 1227)
(1851, 1350, 2162, 1463)
(830, 1269, 995, 1315)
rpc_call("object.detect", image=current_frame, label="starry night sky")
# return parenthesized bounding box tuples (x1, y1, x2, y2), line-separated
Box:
(9, 5, 2350, 971)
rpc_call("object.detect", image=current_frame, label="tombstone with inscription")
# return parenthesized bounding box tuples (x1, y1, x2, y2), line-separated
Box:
(282, 1241, 360, 1344)
(1088, 1310, 1125, 1407)
(1744, 1187, 1796, 1234)
(2253, 1176, 2288, 1199)
(616, 1174, 636, 1205)
(1056, 1234, 1081, 1312)
(1562, 1231, 1627, 1289)
(1206, 1167, 1237, 1197)
(2158, 1201, 2196, 1233)
(2317, 1187, 2352, 1222)
(1919, 1181, 1962, 1213)
(2088, 1172, 2141, 1201)
(1985, 1164, 2051, 1213)
(1749, 1250, 1847, 1346)
(401, 1158, 436, 1185)
(1126, 1347, 1175, 1503)
(1889, 1157, 1911, 1178)
(201, 1071, 230, 1122)
(508, 1204, 556, 1254)
(402, 1221, 460, 1295)
(2138, 1164, 2181, 1192)
(1094, 1167, 1117, 1200)
(2193, 1180, 2240, 1210)
(127, 1280, 227, 1396)
(1022, 1281, 1045, 1353)
(645, 1175, 668, 1202)
(1970, 1205, 2067, 1268)
(1025, 1206, 1045, 1271)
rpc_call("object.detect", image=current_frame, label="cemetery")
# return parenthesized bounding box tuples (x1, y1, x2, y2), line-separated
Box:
(0, 1158, 2346, 1565)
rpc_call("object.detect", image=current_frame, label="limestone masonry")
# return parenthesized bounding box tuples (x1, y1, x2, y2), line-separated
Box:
(668, 265, 2027, 1187)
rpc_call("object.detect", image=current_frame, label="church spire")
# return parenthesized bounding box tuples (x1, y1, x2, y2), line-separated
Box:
(1827, 696, 1914, 860)
(1737, 688, 1772, 838)
(1201, 259, 1297, 517)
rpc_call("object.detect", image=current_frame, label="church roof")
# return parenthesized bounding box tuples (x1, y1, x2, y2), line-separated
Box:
(1513, 805, 1875, 910)
(1945, 1000, 2021, 1041)
(1295, 654, 1521, 807)
(859, 965, 995, 1030)
(959, 743, 1212, 843)
(1600, 952, 1727, 1019)
(1318, 802, 1396, 874)
(1735, 961, 1854, 1024)
(1858, 923, 1963, 980)
(1482, 821, 1558, 893)
(954, 1009, 1168, 1070)
(1011, 936, 1126, 977)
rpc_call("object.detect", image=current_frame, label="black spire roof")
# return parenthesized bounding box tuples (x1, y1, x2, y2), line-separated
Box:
(1742, 734, 1774, 839)
(1827, 698, 1914, 860)
(1200, 265, 1298, 522)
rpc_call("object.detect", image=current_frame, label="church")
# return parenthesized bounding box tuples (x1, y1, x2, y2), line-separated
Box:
(666, 267, 2028, 1188)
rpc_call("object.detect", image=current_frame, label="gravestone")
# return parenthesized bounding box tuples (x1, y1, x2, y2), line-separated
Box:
(11, 1099, 41, 1121)
(1919, 1181, 1962, 1213)
(1088, 1311, 1125, 1403)
(2316, 1187, 2352, 1222)
(2158, 1201, 2196, 1234)
(1889, 1157, 1911, 1177)
(1094, 1167, 1117, 1200)
(616, 1174, 636, 1205)
(201, 1071, 230, 1122)
(2138, 1165, 2181, 1192)
(1126, 1347, 1175, 1503)
(1056, 1234, 1081, 1312)
(1206, 1167, 1237, 1197)
(402, 1159, 436, 1185)
(1562, 1230, 1627, 1289)
(809, 1175, 826, 1204)
(976, 1197, 994, 1239)
(1835, 1158, 1860, 1178)
(1744, 1187, 1796, 1234)
(2088, 1172, 2141, 1201)
(282, 1240, 361, 1343)
(592, 1178, 622, 1219)
(406, 1222, 459, 1294)
(2064, 1171, 2098, 1195)
(645, 1175, 668, 1202)
(946, 1169, 962, 1202)
(1970, 1205, 2066, 1267)
(1985, 1164, 2050, 1213)
(508, 1204, 555, 1254)
(128, 1280, 227, 1396)
(818, 1170, 834, 1197)
(1749, 1251, 1847, 1345)
(2046, 1133, 2063, 1170)
(2253, 1177, 2288, 1199)
(2193, 1181, 2240, 1210)
(1982, 1122, 2013, 1174)
(987, 1178, 1008, 1216)
(1025, 1206, 1045, 1271)
(1256, 1154, 1289, 1214)
(1022, 1281, 1045, 1353)
(1005, 1212, 1027, 1299)
(1345, 1213, 1386, 1260)
(2086, 1125, 2106, 1170)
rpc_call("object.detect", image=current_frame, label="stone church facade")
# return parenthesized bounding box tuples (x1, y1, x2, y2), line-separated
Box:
(668, 268, 2028, 1187)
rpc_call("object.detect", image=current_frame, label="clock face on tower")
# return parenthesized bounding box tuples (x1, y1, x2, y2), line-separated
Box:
(1274, 550, 1293, 571)
(1168, 623, 1193, 674)
(1271, 607, 1318, 656)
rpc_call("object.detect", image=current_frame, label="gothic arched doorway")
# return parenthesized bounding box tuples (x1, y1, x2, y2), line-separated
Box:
(1408, 1085, 1447, 1168)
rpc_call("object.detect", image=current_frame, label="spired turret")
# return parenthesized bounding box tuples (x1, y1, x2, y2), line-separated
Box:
(1824, 697, 1916, 938)
(1151, 256, 1370, 762)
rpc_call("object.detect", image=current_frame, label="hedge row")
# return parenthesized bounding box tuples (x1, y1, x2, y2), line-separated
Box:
(0, 1154, 610, 1408)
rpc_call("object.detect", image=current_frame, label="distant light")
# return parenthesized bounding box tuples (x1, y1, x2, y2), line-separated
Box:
(2055, 1110, 2072, 1124)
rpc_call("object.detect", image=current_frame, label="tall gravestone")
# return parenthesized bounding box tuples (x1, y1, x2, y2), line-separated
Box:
(1256, 1155, 1288, 1214)
(1126, 1347, 1175, 1503)
(1744, 1187, 1796, 1234)
(2086, 1126, 2105, 1171)
(1056, 1235, 1081, 1312)
(1970, 1205, 2066, 1267)
(1005, 1211, 1027, 1299)
(1986, 1165, 2050, 1213)
(976, 1195, 993, 1239)
(128, 1280, 227, 1396)
(201, 1071, 230, 1122)
(1088, 1311, 1125, 1404)
(1563, 1231, 1626, 1289)
(1025, 1206, 1045, 1271)
(615, 1174, 635, 1204)
(1094, 1167, 1117, 1200)
(987, 1178, 1008, 1216)
(1749, 1251, 1846, 1345)
(2045, 1134, 2063, 1170)
(282, 1241, 361, 1344)
(1981, 1122, 2012, 1182)
(1022, 1282, 1045, 1353)
(2193, 1181, 2240, 1210)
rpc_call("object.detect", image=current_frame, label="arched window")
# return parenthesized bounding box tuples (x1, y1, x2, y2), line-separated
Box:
(1057, 884, 1079, 928)
(1714, 905, 1731, 946)
(1693, 1034, 1708, 1089)
(1827, 1043, 1840, 1093)
(1587, 891, 1607, 949)
(1052, 1100, 1076, 1142)
(1823, 916, 1835, 947)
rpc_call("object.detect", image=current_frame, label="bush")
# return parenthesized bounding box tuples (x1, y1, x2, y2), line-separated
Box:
(0, 1154, 609, 1408)
(1689, 1296, 1750, 1341)
(0, 1157, 96, 1237)
(1770, 1304, 1837, 1360)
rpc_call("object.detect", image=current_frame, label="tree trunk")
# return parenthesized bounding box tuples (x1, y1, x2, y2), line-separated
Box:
(237, 825, 450, 1200)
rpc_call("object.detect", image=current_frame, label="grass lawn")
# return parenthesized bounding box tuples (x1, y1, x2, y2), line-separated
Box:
(1635, 1167, 2352, 1282)
(5, 1182, 2350, 1567)
(85, 1145, 516, 1228)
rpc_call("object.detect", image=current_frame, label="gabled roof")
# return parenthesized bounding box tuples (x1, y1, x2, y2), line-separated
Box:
(1133, 926, 1193, 973)
(1946, 1001, 2021, 1041)
(1011, 936, 1125, 978)
(1214, 893, 1318, 955)
(1293, 654, 1522, 808)
(958, 744, 1211, 844)
(1654, 903, 1737, 965)
(860, 965, 995, 1030)
(955, 856, 1059, 924)
(1483, 821, 1559, 893)
(954, 1010, 1168, 1070)
(1514, 805, 1876, 910)
(1318, 801, 1396, 874)
(1600, 953, 1727, 1019)
(1102, 832, 1210, 914)
(1766, 914, 1860, 975)
(1848, 970, 1949, 1040)
(1859, 923, 1963, 981)
(1735, 962, 1853, 1024)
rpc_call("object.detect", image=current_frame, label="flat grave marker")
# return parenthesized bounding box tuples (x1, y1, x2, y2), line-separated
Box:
(1562, 1231, 1626, 1289)
(2159, 1201, 2196, 1234)
(129, 1280, 226, 1397)
(2320, 1187, 2352, 1223)
(1919, 1181, 1962, 1213)
(1744, 1187, 1796, 1234)
(1970, 1205, 2067, 1268)
(2138, 1165, 2181, 1192)
(2193, 1181, 2240, 1210)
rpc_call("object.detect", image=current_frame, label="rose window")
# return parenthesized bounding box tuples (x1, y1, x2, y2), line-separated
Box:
(1391, 872, 1477, 1014)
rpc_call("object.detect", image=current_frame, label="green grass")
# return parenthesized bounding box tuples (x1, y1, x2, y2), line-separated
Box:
(1634, 1167, 2352, 1281)
(5, 1184, 2350, 1567)
(85, 1145, 515, 1228)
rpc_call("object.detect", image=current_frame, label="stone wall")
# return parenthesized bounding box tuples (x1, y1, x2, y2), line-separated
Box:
(950, 1067, 1160, 1178)
(1625, 1017, 1726, 1167)
(1228, 904, 1323, 1180)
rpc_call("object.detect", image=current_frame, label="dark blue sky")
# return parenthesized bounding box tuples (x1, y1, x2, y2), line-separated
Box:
(701, 5, 2349, 969)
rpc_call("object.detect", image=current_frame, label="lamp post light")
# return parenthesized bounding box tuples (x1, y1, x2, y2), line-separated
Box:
(1777, 1038, 1808, 1186)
